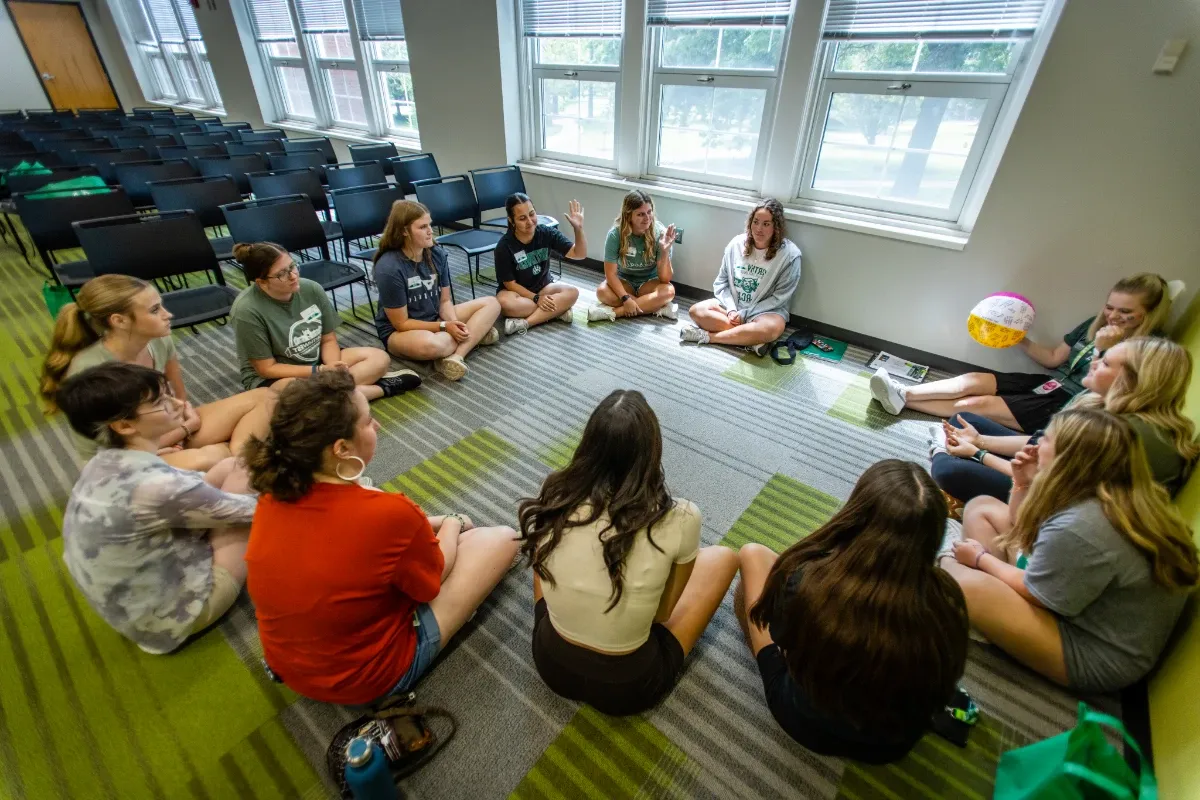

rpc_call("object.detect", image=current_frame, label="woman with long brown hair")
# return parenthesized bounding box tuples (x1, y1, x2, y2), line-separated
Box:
(372, 200, 502, 381)
(518, 390, 738, 716)
(588, 190, 679, 323)
(943, 409, 1198, 691)
(682, 198, 801, 357)
(736, 460, 968, 763)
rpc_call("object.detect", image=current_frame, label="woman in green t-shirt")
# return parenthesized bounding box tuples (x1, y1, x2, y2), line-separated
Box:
(588, 190, 679, 324)
(41, 274, 276, 471)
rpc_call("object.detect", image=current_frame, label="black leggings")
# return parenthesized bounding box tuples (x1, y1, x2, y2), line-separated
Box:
(930, 413, 1023, 503)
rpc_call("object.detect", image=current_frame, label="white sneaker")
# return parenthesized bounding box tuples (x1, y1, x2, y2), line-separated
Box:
(679, 325, 709, 345)
(504, 318, 529, 337)
(653, 302, 678, 321)
(587, 304, 617, 323)
(435, 354, 468, 381)
(929, 424, 948, 458)
(558, 308, 574, 324)
(481, 327, 500, 346)
(869, 367, 906, 415)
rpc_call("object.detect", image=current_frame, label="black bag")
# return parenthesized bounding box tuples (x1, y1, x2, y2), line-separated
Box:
(770, 330, 814, 365)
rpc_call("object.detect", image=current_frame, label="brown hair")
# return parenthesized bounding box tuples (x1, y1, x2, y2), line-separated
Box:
(374, 199, 433, 269)
(1002, 409, 1198, 589)
(1087, 272, 1171, 342)
(40, 274, 151, 412)
(243, 370, 360, 503)
(613, 190, 660, 269)
(232, 242, 288, 282)
(743, 198, 787, 261)
(517, 390, 673, 611)
(749, 460, 968, 734)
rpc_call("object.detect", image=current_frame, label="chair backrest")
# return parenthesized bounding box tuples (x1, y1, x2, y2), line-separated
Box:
(74, 210, 221, 281)
(224, 140, 284, 157)
(72, 147, 149, 184)
(195, 153, 268, 195)
(268, 150, 328, 181)
(157, 144, 223, 166)
(469, 165, 527, 215)
(85, 123, 126, 137)
(54, 139, 114, 162)
(325, 161, 386, 192)
(181, 131, 232, 147)
(174, 112, 196, 121)
(236, 129, 286, 144)
(14, 187, 136, 253)
(247, 167, 328, 212)
(112, 159, 198, 207)
(148, 174, 243, 229)
(206, 121, 252, 133)
(282, 136, 337, 164)
(330, 182, 403, 242)
(413, 174, 480, 228)
(0, 111, 25, 122)
(113, 134, 176, 156)
(347, 142, 397, 175)
(7, 165, 101, 194)
(23, 130, 88, 146)
(221, 194, 327, 254)
(391, 152, 440, 196)
(0, 150, 44, 170)
(27, 109, 75, 119)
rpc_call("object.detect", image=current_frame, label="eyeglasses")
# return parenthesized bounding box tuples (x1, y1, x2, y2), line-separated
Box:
(268, 262, 299, 282)
(136, 396, 179, 417)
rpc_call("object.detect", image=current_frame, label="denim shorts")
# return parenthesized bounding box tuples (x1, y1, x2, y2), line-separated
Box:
(379, 603, 441, 700)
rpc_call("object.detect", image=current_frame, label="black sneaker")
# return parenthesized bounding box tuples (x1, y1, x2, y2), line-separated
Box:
(377, 369, 422, 398)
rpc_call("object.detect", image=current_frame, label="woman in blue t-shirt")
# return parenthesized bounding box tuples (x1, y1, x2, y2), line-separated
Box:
(372, 201, 502, 382)
(495, 193, 587, 336)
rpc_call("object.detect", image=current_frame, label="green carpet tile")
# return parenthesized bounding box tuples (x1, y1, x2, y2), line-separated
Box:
(0, 225, 1119, 800)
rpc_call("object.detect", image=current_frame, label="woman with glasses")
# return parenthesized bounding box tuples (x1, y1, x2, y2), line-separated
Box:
(229, 242, 421, 400)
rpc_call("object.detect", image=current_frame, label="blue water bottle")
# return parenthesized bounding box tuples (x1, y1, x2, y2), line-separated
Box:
(344, 736, 396, 800)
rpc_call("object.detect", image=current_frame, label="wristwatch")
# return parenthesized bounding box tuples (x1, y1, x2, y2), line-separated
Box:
(439, 320, 446, 331)
(532, 293, 541, 304)
(970, 448, 989, 463)
(620, 294, 632, 303)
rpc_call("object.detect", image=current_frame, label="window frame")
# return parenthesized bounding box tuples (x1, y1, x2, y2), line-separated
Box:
(129, 0, 224, 111)
(369, 46, 418, 139)
(527, 38, 622, 169)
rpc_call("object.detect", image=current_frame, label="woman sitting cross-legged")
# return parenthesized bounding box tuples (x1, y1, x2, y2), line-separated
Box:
(229, 242, 420, 400)
(681, 198, 801, 358)
(518, 389, 738, 716)
(735, 460, 968, 764)
(588, 190, 679, 323)
(57, 363, 256, 654)
(41, 274, 275, 472)
(496, 193, 584, 336)
(941, 409, 1198, 692)
(243, 371, 519, 705)
(373, 200, 502, 382)
(869, 272, 1173, 431)
(931, 337, 1197, 504)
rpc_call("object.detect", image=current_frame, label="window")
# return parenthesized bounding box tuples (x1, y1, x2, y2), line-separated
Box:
(241, 0, 418, 140)
(116, 0, 223, 109)
(797, 0, 1047, 220)
(522, 0, 623, 166)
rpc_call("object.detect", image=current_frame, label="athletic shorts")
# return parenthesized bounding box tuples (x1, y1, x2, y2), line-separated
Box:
(532, 599, 685, 717)
(992, 372, 1075, 433)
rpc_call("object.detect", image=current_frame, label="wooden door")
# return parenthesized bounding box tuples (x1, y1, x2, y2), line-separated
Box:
(7, 1, 119, 110)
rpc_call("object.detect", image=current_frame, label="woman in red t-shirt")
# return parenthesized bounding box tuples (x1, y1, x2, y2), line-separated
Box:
(243, 370, 519, 705)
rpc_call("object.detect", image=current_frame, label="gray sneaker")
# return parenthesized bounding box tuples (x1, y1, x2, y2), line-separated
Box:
(587, 304, 617, 323)
(653, 302, 678, 321)
(869, 367, 906, 415)
(504, 318, 529, 336)
(679, 325, 709, 345)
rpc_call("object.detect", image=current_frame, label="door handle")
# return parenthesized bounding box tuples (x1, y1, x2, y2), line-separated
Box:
(41, 72, 55, 81)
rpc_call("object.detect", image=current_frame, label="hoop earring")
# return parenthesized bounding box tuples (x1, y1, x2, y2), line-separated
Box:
(335, 455, 366, 482)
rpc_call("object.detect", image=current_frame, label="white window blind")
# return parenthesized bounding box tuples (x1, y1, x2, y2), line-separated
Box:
(823, 0, 1048, 40)
(295, 0, 349, 33)
(123, 0, 157, 44)
(647, 0, 792, 26)
(147, 0, 184, 42)
(247, 0, 296, 41)
(174, 0, 202, 40)
(521, 0, 623, 37)
(351, 0, 404, 40)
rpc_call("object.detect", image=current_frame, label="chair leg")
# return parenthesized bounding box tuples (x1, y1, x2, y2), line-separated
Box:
(330, 289, 339, 312)
(5, 214, 29, 264)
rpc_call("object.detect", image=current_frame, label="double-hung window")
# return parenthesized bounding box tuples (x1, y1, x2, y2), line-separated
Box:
(249, 0, 316, 120)
(353, 0, 416, 138)
(522, 0, 623, 167)
(798, 0, 1048, 220)
(646, 0, 791, 188)
(118, 0, 223, 109)
(297, 0, 369, 128)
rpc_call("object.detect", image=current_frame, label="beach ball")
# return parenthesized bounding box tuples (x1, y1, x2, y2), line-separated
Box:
(967, 293, 1035, 348)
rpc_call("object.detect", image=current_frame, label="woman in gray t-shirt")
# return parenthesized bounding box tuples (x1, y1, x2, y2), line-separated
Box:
(940, 408, 1198, 692)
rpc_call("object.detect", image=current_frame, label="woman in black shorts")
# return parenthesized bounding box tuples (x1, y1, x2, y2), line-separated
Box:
(517, 390, 738, 716)
(735, 460, 968, 763)
(869, 273, 1173, 431)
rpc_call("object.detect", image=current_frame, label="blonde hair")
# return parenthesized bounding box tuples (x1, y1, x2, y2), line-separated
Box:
(375, 199, 432, 269)
(614, 190, 660, 269)
(1001, 409, 1198, 590)
(1087, 273, 1171, 341)
(40, 275, 150, 412)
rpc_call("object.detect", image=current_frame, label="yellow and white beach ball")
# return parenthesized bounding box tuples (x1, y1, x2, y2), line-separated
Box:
(967, 293, 1036, 348)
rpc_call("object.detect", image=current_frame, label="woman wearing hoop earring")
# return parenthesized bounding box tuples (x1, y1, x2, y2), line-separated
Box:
(241, 371, 520, 705)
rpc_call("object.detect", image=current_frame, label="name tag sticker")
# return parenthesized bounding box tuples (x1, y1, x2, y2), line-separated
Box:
(406, 275, 424, 290)
(513, 250, 527, 262)
(1032, 380, 1062, 395)
(300, 304, 321, 321)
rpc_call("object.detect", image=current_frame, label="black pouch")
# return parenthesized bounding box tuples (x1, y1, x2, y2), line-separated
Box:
(770, 330, 814, 365)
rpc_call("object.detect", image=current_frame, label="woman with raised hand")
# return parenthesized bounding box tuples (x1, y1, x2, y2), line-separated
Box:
(681, 198, 801, 358)
(869, 273, 1173, 431)
(40, 274, 275, 471)
(518, 389, 738, 716)
(588, 190, 678, 323)
(57, 363, 256, 654)
(942, 409, 1198, 692)
(243, 370, 519, 705)
(373, 200, 503, 382)
(495, 193, 585, 336)
(229, 242, 420, 400)
(735, 460, 968, 763)
(932, 337, 1197, 503)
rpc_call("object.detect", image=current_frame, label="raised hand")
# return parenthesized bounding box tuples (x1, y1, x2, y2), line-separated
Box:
(1094, 324, 1124, 352)
(659, 224, 676, 252)
(1011, 443, 1040, 487)
(564, 199, 584, 229)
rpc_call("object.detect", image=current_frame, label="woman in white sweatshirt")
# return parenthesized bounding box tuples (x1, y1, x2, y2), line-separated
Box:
(681, 198, 801, 357)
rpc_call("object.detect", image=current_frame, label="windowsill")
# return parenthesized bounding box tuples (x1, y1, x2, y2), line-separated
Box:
(148, 100, 226, 116)
(517, 160, 970, 251)
(265, 119, 422, 152)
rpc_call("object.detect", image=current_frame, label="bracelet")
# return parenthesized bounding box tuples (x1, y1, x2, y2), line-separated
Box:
(179, 424, 190, 443)
(447, 513, 466, 527)
(1012, 483, 1032, 492)
(974, 550, 987, 569)
(970, 448, 989, 463)
(532, 293, 540, 304)
(620, 294, 632, 303)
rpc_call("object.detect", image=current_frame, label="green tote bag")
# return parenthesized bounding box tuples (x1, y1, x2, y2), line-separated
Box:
(994, 702, 1156, 800)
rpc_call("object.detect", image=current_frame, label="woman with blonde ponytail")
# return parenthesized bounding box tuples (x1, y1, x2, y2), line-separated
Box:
(40, 274, 276, 470)
(941, 409, 1198, 692)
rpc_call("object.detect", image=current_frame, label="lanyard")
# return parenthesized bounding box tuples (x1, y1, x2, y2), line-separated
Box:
(1067, 341, 1096, 373)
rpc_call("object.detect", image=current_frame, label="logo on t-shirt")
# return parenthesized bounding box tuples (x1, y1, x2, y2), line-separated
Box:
(285, 317, 323, 362)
